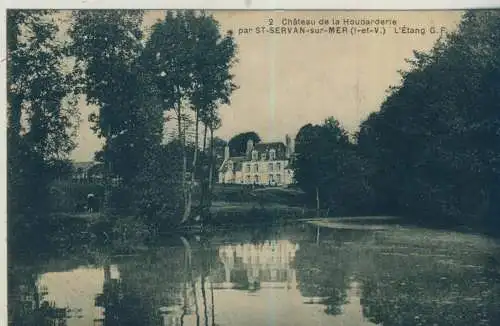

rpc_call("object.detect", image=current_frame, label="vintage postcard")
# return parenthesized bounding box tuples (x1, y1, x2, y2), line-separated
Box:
(6, 8, 500, 326)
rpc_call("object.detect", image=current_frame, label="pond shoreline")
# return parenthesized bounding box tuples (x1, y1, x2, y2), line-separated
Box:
(47, 205, 500, 245)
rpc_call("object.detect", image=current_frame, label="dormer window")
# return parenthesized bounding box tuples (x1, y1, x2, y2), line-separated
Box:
(252, 150, 258, 161)
(227, 161, 233, 171)
(261, 153, 267, 160)
(269, 149, 276, 160)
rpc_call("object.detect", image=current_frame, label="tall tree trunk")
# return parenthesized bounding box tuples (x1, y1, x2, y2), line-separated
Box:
(176, 105, 188, 223)
(182, 107, 200, 224)
(203, 123, 208, 152)
(316, 186, 320, 217)
(200, 123, 209, 213)
(103, 126, 113, 213)
(207, 127, 215, 209)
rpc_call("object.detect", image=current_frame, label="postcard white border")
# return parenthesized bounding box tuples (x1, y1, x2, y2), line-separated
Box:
(1, 1, 500, 325)
(3, 0, 500, 9)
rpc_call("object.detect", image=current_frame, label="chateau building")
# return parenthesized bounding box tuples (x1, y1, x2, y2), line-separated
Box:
(218, 135, 295, 186)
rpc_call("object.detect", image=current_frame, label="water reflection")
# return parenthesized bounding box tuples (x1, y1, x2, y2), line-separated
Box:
(9, 224, 500, 326)
(216, 240, 298, 291)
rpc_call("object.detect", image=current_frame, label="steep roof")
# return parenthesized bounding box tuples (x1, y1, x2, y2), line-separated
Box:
(249, 142, 287, 160)
(219, 141, 293, 174)
(254, 142, 286, 152)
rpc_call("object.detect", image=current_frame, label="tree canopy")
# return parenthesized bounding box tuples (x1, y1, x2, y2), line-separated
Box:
(356, 10, 500, 227)
(68, 10, 238, 224)
(228, 131, 261, 156)
(7, 10, 79, 246)
(293, 117, 374, 214)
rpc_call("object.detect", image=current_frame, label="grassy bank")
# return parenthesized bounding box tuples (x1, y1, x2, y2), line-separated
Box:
(47, 184, 325, 230)
(211, 184, 306, 204)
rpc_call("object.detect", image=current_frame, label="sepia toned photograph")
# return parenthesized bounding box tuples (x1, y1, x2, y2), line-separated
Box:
(6, 8, 500, 326)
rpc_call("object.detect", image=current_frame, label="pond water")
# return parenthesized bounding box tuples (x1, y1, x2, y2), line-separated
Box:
(8, 222, 500, 326)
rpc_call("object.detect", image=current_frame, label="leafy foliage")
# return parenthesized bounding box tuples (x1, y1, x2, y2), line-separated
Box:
(7, 10, 79, 247)
(228, 131, 261, 156)
(69, 10, 164, 185)
(293, 118, 374, 215)
(356, 11, 500, 228)
(293, 11, 500, 228)
(142, 10, 238, 223)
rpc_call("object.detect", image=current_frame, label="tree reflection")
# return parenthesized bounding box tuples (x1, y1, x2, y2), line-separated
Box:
(200, 237, 215, 326)
(294, 237, 351, 316)
(95, 264, 157, 326)
(9, 265, 71, 326)
(91, 235, 220, 326)
(93, 246, 187, 325)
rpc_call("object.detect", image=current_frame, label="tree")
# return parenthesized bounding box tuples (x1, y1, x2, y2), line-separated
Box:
(142, 11, 199, 223)
(208, 136, 228, 176)
(69, 10, 165, 214)
(143, 10, 237, 224)
(294, 117, 373, 215)
(185, 12, 237, 223)
(357, 10, 500, 228)
(7, 10, 79, 246)
(294, 119, 350, 213)
(202, 114, 223, 216)
(131, 142, 184, 230)
(228, 131, 261, 156)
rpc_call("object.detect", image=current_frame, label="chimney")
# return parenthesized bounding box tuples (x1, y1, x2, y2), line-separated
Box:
(285, 134, 291, 158)
(224, 145, 230, 160)
(246, 139, 254, 156)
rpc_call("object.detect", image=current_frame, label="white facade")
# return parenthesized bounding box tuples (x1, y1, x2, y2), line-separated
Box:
(233, 159, 293, 186)
(218, 136, 295, 186)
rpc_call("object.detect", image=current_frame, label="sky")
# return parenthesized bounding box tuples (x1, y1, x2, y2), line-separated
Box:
(70, 10, 463, 162)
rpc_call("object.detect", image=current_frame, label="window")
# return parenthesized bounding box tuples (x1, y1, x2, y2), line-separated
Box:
(276, 162, 281, 170)
(253, 164, 259, 173)
(276, 174, 281, 183)
(268, 163, 273, 172)
(245, 164, 250, 173)
(252, 150, 258, 160)
(254, 175, 259, 184)
(269, 174, 274, 184)
(246, 175, 251, 183)
(269, 149, 276, 160)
